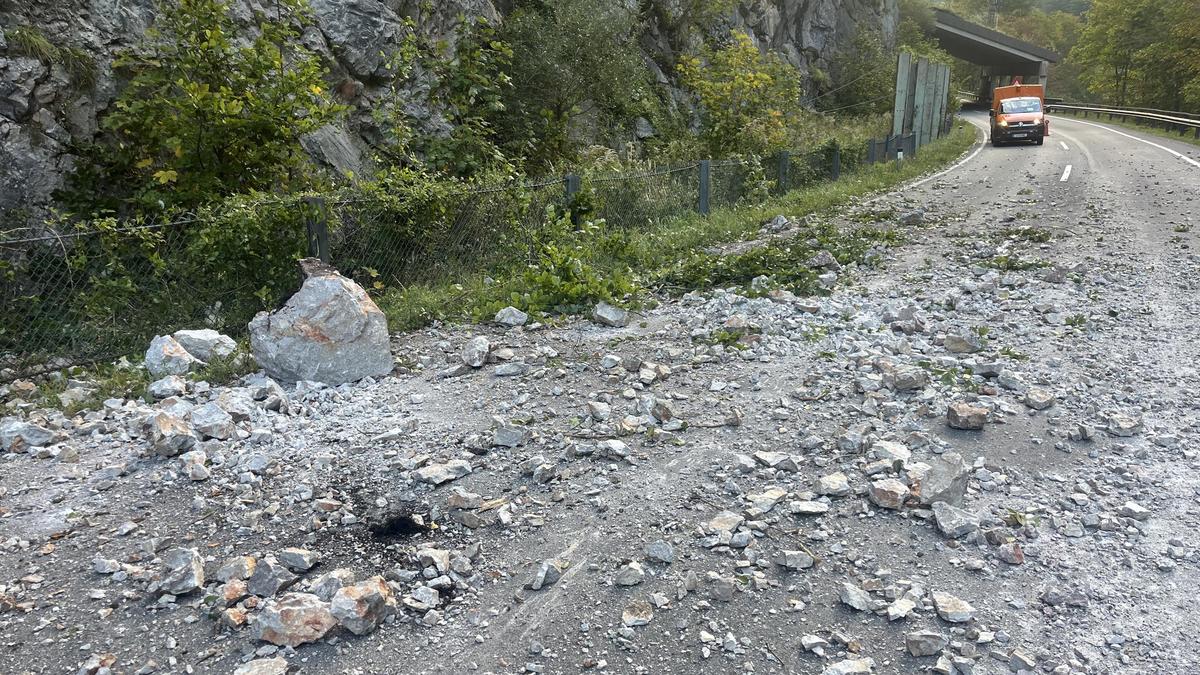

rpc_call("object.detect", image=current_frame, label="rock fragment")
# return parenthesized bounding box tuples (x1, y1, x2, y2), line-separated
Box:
(462, 336, 490, 368)
(868, 478, 909, 510)
(330, 576, 396, 635)
(146, 412, 196, 457)
(254, 593, 337, 647)
(592, 302, 629, 327)
(160, 548, 204, 595)
(931, 591, 975, 623)
(621, 599, 654, 627)
(494, 306, 528, 327)
(821, 658, 875, 675)
(414, 460, 472, 485)
(947, 402, 987, 430)
(145, 335, 200, 377)
(932, 501, 980, 539)
(172, 329, 237, 362)
(906, 630, 948, 657)
(527, 559, 568, 590)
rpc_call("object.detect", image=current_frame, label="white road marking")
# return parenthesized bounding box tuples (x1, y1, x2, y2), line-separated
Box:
(1059, 141, 1069, 150)
(1050, 115, 1200, 169)
(1060, 165, 1072, 182)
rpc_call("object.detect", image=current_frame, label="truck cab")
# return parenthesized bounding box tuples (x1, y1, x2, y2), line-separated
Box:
(990, 84, 1048, 146)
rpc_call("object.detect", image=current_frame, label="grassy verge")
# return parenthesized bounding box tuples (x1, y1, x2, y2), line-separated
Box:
(378, 121, 979, 329)
(1053, 112, 1200, 149)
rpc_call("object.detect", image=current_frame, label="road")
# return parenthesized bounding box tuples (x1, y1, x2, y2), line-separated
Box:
(1, 111, 1198, 675)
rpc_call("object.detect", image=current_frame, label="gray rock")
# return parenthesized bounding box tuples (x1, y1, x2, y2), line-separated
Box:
(1119, 501, 1150, 521)
(278, 547, 319, 573)
(947, 402, 987, 430)
(248, 558, 298, 597)
(145, 335, 200, 377)
(248, 259, 392, 385)
(775, 550, 815, 570)
(645, 540, 675, 564)
(495, 306, 528, 327)
(254, 592, 336, 647)
(932, 501, 980, 538)
(145, 412, 197, 457)
(615, 562, 646, 586)
(840, 582, 882, 612)
(1107, 413, 1142, 437)
(147, 375, 187, 400)
(944, 333, 983, 354)
(592, 302, 630, 327)
(622, 598, 654, 627)
(494, 425, 529, 448)
(918, 452, 970, 506)
(161, 548, 204, 595)
(1023, 388, 1055, 410)
(310, 569, 355, 601)
(414, 459, 472, 485)
(906, 630, 948, 656)
(527, 559, 567, 590)
(233, 657, 290, 675)
(815, 472, 850, 497)
(931, 591, 975, 622)
(190, 402, 236, 440)
(172, 329, 237, 362)
(330, 576, 395, 635)
(821, 657, 876, 675)
(868, 478, 909, 510)
(462, 336, 490, 368)
(0, 419, 56, 451)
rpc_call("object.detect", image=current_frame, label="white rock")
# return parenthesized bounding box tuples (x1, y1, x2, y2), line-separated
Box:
(173, 329, 237, 362)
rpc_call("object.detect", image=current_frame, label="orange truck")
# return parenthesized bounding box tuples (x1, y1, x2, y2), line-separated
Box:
(990, 83, 1048, 146)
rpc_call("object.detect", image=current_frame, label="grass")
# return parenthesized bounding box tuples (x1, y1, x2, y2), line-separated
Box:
(5, 26, 96, 88)
(377, 122, 979, 331)
(1052, 110, 1200, 149)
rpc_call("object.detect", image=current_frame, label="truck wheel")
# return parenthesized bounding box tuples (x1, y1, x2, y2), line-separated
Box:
(991, 138, 1002, 147)
(1035, 136, 1044, 146)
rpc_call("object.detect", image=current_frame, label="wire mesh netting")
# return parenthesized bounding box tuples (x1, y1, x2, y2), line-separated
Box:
(587, 164, 699, 230)
(2, 137, 902, 381)
(1, 207, 310, 378)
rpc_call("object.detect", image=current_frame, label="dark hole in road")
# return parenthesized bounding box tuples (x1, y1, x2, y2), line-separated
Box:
(369, 512, 428, 539)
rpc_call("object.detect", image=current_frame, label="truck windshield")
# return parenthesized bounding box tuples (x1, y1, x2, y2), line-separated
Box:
(1001, 99, 1041, 114)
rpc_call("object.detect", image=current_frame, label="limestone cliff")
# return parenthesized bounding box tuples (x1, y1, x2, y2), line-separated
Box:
(0, 0, 896, 220)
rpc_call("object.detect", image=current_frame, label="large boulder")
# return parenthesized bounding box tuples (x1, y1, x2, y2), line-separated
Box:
(248, 259, 393, 384)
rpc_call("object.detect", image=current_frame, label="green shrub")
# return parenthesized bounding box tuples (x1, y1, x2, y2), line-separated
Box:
(60, 0, 342, 213)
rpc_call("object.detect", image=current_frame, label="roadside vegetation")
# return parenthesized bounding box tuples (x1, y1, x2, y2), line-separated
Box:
(5, 0, 982, 409)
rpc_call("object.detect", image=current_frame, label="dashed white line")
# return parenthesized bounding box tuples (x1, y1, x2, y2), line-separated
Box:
(1059, 141, 1069, 150)
(1050, 115, 1200, 169)
(1060, 165, 1073, 182)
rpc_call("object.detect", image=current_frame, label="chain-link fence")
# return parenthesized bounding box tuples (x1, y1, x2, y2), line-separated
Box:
(1, 140, 896, 381)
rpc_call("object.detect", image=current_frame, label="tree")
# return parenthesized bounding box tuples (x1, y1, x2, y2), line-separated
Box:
(63, 0, 340, 213)
(494, 0, 650, 170)
(1070, 0, 1164, 106)
(677, 31, 801, 156)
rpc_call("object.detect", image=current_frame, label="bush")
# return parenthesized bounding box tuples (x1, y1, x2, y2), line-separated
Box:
(678, 31, 802, 157)
(59, 0, 341, 214)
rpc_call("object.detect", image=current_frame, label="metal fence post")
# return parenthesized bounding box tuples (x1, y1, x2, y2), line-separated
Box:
(564, 174, 581, 224)
(303, 196, 330, 263)
(831, 144, 841, 181)
(867, 140, 877, 165)
(884, 135, 895, 160)
(777, 151, 790, 194)
(698, 160, 711, 216)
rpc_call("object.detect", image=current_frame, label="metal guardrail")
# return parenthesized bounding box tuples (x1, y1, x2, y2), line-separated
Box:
(1047, 103, 1200, 139)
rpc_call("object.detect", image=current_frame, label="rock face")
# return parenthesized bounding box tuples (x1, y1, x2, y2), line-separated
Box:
(249, 259, 392, 385)
(0, 1, 895, 219)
